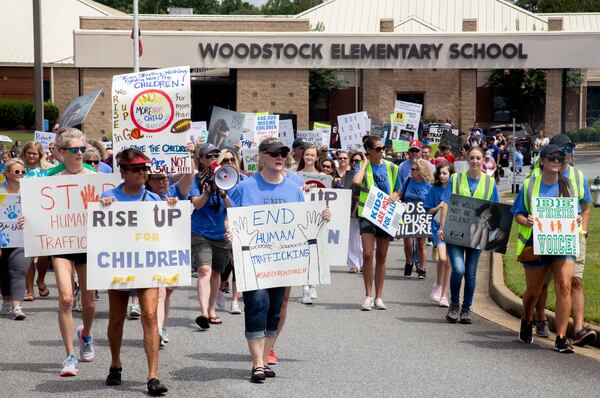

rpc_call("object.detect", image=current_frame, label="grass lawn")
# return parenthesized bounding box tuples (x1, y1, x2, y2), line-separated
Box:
(503, 207, 600, 325)
(0, 130, 36, 145)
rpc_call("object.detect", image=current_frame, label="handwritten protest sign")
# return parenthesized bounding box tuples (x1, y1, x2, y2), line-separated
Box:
(208, 106, 245, 149)
(508, 171, 524, 186)
(297, 172, 332, 188)
(110, 67, 190, 170)
(304, 188, 351, 266)
(531, 197, 579, 256)
(228, 201, 330, 292)
(86, 201, 191, 290)
(392, 140, 409, 153)
(337, 111, 368, 152)
(443, 194, 512, 253)
(58, 89, 102, 128)
(190, 121, 208, 145)
(242, 147, 259, 173)
(254, 114, 279, 144)
(278, 119, 294, 148)
(394, 100, 422, 139)
(429, 126, 459, 144)
(360, 186, 406, 237)
(238, 112, 255, 149)
(296, 130, 322, 148)
(34, 131, 55, 152)
(313, 122, 332, 149)
(21, 174, 121, 257)
(0, 194, 23, 248)
(396, 201, 432, 238)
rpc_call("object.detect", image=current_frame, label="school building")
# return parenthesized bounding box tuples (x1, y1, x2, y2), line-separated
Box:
(3, 0, 600, 139)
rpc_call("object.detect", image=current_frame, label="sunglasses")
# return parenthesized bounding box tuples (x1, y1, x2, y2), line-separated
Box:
(62, 146, 87, 154)
(338, 157, 348, 160)
(411, 167, 419, 171)
(265, 150, 289, 158)
(409, 148, 421, 153)
(221, 158, 234, 164)
(351, 159, 361, 163)
(85, 160, 100, 165)
(372, 146, 385, 152)
(546, 154, 565, 163)
(560, 146, 574, 154)
(205, 153, 219, 159)
(11, 169, 26, 175)
(123, 165, 150, 173)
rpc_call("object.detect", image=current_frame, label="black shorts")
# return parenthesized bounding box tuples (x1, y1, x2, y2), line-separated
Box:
(52, 253, 87, 265)
(359, 218, 394, 241)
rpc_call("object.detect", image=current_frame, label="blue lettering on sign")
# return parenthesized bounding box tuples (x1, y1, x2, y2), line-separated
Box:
(328, 229, 340, 244)
(255, 229, 296, 244)
(252, 208, 295, 226)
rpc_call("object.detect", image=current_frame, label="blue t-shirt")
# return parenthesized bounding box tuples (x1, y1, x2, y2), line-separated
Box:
(189, 173, 227, 240)
(98, 161, 113, 174)
(285, 172, 305, 187)
(228, 172, 304, 207)
(370, 162, 401, 195)
(514, 151, 523, 169)
(397, 159, 413, 186)
(441, 174, 500, 203)
(424, 185, 446, 212)
(155, 182, 187, 200)
(401, 178, 431, 202)
(511, 181, 581, 216)
(100, 183, 161, 202)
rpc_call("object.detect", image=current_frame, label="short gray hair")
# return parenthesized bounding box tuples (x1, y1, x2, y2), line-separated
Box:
(56, 128, 86, 149)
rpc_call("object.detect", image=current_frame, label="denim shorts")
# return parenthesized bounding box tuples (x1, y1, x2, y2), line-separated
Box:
(359, 218, 393, 240)
(523, 255, 576, 269)
(242, 287, 286, 339)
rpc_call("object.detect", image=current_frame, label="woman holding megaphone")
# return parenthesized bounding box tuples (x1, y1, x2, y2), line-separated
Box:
(189, 144, 233, 329)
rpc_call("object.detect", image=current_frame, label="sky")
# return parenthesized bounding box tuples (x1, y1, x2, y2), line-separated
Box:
(246, 0, 268, 5)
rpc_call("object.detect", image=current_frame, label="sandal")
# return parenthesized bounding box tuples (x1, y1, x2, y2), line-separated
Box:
(348, 267, 358, 273)
(24, 293, 34, 302)
(208, 316, 222, 325)
(37, 281, 50, 297)
(250, 367, 266, 383)
(195, 315, 210, 330)
(264, 365, 276, 378)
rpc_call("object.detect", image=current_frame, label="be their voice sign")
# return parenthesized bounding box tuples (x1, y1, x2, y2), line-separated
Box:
(87, 201, 191, 290)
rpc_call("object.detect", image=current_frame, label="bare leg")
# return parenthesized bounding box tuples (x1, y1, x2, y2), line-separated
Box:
(437, 244, 451, 298)
(25, 264, 35, 298)
(417, 238, 427, 271)
(196, 265, 211, 317)
(361, 234, 375, 298)
(107, 290, 129, 368)
(552, 259, 573, 337)
(247, 338, 265, 369)
(157, 287, 167, 330)
(571, 277, 584, 331)
(374, 237, 390, 299)
(75, 264, 95, 337)
(403, 237, 413, 266)
(535, 284, 549, 321)
(208, 271, 221, 318)
(36, 256, 49, 291)
(522, 267, 548, 321)
(263, 337, 276, 365)
(53, 258, 76, 356)
(139, 288, 160, 380)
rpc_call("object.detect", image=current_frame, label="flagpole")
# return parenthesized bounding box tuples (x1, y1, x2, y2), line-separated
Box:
(133, 0, 139, 73)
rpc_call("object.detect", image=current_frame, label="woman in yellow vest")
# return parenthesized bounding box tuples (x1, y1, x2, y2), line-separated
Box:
(511, 144, 581, 353)
(437, 146, 499, 324)
(353, 136, 400, 311)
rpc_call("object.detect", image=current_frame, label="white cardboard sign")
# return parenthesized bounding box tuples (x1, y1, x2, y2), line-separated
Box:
(360, 186, 406, 237)
(337, 111, 368, 152)
(532, 196, 579, 256)
(0, 194, 23, 248)
(297, 172, 332, 188)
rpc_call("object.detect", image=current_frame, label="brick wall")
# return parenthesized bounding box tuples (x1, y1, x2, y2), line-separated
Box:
(363, 69, 476, 130)
(80, 17, 309, 32)
(545, 69, 563, 135)
(237, 69, 309, 129)
(0, 67, 49, 101)
(53, 68, 79, 118)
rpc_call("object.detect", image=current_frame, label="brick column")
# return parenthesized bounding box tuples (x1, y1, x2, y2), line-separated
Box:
(380, 18, 394, 33)
(462, 19, 477, 32)
(548, 17, 563, 32)
(458, 69, 477, 132)
(545, 69, 563, 135)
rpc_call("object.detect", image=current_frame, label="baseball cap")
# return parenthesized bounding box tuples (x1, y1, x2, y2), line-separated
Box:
(292, 138, 309, 150)
(259, 137, 290, 154)
(548, 134, 575, 152)
(540, 144, 564, 159)
(409, 140, 422, 150)
(198, 144, 220, 157)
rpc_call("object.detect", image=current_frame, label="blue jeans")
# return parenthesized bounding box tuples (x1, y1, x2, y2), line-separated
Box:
(447, 243, 482, 310)
(242, 287, 286, 339)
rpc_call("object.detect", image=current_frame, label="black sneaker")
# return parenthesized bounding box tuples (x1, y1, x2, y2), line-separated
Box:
(147, 378, 168, 396)
(446, 303, 460, 323)
(572, 327, 597, 347)
(535, 320, 551, 338)
(417, 269, 426, 279)
(519, 318, 533, 343)
(554, 336, 575, 353)
(404, 263, 413, 277)
(106, 367, 122, 386)
(459, 308, 472, 324)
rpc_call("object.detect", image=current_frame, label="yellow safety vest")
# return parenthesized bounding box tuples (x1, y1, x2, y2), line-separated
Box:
(515, 174, 575, 255)
(357, 160, 398, 217)
(451, 170, 495, 200)
(529, 164, 584, 200)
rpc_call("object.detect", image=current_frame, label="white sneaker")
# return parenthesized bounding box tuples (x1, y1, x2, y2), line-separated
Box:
(431, 283, 442, 303)
(374, 298, 387, 310)
(216, 290, 226, 310)
(438, 297, 450, 307)
(1, 301, 11, 315)
(229, 301, 242, 314)
(10, 306, 26, 320)
(361, 297, 374, 311)
(72, 288, 82, 312)
(309, 285, 318, 299)
(301, 288, 312, 305)
(128, 302, 141, 318)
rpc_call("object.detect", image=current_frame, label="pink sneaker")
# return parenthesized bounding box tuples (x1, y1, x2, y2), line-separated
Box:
(431, 283, 442, 303)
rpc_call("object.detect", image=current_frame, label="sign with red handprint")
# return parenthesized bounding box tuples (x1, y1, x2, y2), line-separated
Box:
(21, 174, 121, 257)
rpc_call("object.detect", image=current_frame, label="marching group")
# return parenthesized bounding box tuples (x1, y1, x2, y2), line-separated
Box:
(0, 124, 596, 395)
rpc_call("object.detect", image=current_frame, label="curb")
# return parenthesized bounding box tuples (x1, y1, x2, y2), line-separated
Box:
(488, 252, 600, 348)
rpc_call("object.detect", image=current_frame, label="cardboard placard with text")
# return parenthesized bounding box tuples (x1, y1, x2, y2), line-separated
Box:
(0, 194, 23, 248)
(360, 186, 406, 237)
(532, 197, 579, 256)
(396, 201, 432, 238)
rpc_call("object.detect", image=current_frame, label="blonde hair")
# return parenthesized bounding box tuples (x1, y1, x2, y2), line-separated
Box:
(3, 158, 24, 173)
(217, 149, 241, 171)
(20, 141, 52, 170)
(83, 148, 101, 162)
(414, 159, 434, 184)
(56, 127, 86, 149)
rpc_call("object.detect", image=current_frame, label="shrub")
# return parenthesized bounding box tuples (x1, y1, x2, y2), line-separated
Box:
(0, 98, 58, 129)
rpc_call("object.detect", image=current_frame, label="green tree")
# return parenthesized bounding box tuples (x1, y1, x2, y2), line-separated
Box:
(262, 0, 296, 15)
(513, 0, 600, 12)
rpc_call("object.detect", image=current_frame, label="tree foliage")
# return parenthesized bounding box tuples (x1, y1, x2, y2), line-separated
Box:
(488, 69, 547, 125)
(513, 0, 600, 13)
(95, 0, 322, 14)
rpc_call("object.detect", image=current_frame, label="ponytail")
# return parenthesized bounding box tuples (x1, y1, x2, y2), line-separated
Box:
(557, 173, 571, 198)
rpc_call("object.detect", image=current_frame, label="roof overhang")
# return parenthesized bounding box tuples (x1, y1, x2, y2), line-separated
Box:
(75, 30, 600, 69)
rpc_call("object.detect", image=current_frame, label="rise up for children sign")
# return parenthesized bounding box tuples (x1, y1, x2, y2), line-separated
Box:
(86, 201, 192, 290)
(531, 197, 579, 256)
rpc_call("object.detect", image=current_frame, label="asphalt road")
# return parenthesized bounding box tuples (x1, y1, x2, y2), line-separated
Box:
(2, 241, 599, 397)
